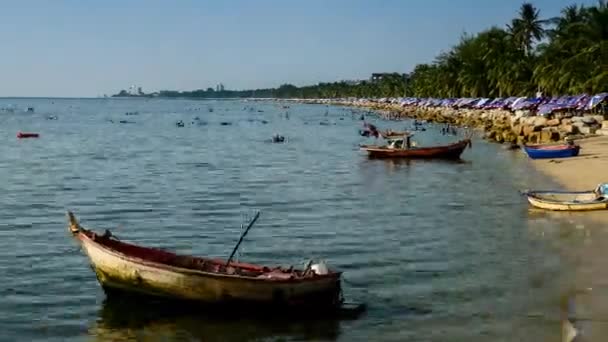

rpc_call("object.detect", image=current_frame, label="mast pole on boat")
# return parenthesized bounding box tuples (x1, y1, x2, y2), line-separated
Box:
(225, 211, 261, 267)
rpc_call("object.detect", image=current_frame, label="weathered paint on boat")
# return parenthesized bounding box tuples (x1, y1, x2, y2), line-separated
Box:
(361, 139, 471, 159)
(66, 212, 342, 307)
(523, 144, 580, 159)
(525, 185, 608, 211)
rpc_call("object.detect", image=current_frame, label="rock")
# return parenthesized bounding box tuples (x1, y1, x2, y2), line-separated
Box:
(522, 125, 536, 136)
(593, 115, 606, 123)
(602, 120, 608, 129)
(540, 130, 552, 143)
(533, 117, 548, 128)
(502, 131, 517, 144)
(521, 117, 536, 126)
(495, 135, 504, 143)
(560, 124, 578, 134)
(546, 118, 561, 127)
(517, 135, 527, 145)
(572, 121, 586, 128)
(561, 118, 572, 125)
(571, 116, 584, 123)
(510, 117, 521, 127)
(596, 128, 608, 136)
(582, 116, 597, 125)
(512, 124, 523, 136)
(579, 126, 597, 135)
(528, 132, 541, 144)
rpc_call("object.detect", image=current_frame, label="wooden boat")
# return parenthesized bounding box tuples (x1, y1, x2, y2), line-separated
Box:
(66, 211, 345, 309)
(523, 144, 580, 159)
(17, 131, 39, 138)
(361, 135, 471, 159)
(524, 183, 608, 211)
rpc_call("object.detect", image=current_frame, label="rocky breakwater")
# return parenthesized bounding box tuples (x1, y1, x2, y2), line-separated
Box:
(508, 113, 606, 144)
(280, 98, 606, 144)
(345, 101, 605, 145)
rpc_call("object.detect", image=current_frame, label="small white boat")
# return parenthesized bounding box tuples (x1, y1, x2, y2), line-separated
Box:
(524, 183, 608, 211)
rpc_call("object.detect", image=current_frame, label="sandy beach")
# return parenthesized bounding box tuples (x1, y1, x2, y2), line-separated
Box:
(530, 135, 608, 224)
(531, 136, 608, 190)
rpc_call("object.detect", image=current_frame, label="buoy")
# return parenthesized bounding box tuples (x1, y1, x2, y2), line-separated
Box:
(17, 132, 39, 139)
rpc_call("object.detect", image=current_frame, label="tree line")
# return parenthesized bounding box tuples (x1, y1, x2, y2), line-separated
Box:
(115, 1, 607, 100)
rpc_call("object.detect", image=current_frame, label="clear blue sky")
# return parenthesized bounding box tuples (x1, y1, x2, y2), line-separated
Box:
(0, 0, 597, 97)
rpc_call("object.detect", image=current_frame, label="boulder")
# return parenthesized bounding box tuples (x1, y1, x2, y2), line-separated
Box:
(540, 130, 560, 142)
(516, 135, 527, 145)
(571, 116, 584, 123)
(528, 132, 541, 144)
(546, 118, 561, 127)
(602, 120, 608, 129)
(540, 130, 551, 143)
(572, 121, 586, 128)
(512, 124, 523, 136)
(596, 128, 608, 136)
(533, 117, 548, 128)
(502, 130, 517, 144)
(578, 126, 597, 135)
(523, 125, 536, 136)
(485, 130, 497, 140)
(521, 117, 536, 126)
(582, 116, 597, 125)
(560, 124, 578, 134)
(561, 118, 572, 125)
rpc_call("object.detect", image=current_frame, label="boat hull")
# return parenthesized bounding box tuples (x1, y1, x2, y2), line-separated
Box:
(525, 190, 608, 211)
(523, 145, 580, 159)
(361, 139, 470, 159)
(75, 232, 341, 307)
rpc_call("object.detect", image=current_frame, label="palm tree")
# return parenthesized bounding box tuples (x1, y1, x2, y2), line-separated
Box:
(508, 3, 548, 56)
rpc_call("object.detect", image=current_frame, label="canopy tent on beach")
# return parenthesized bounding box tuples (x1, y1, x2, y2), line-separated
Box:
(389, 92, 607, 116)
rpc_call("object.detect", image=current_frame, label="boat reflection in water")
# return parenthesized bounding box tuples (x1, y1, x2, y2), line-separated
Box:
(90, 295, 343, 342)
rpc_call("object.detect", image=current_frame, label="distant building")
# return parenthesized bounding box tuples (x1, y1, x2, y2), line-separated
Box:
(216, 83, 225, 92)
(137, 87, 143, 95)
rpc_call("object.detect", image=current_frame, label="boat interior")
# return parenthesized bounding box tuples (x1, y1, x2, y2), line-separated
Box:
(531, 192, 606, 203)
(82, 230, 329, 280)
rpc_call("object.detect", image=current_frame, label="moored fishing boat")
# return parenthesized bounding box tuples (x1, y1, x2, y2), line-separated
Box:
(66, 211, 357, 312)
(17, 131, 40, 139)
(360, 134, 471, 159)
(523, 143, 580, 159)
(523, 183, 608, 211)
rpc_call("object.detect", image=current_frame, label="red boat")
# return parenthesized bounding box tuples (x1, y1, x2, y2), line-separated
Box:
(361, 135, 471, 159)
(17, 132, 40, 139)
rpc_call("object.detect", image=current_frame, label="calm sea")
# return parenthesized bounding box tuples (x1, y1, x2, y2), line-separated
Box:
(1, 98, 606, 341)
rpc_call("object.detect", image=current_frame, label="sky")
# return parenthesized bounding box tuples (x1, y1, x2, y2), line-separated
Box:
(0, 0, 598, 97)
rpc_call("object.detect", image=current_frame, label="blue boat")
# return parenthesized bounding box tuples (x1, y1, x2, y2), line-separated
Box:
(523, 144, 580, 159)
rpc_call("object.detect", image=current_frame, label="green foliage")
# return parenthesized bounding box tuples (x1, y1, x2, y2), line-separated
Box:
(408, 1, 607, 98)
(114, 2, 607, 99)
